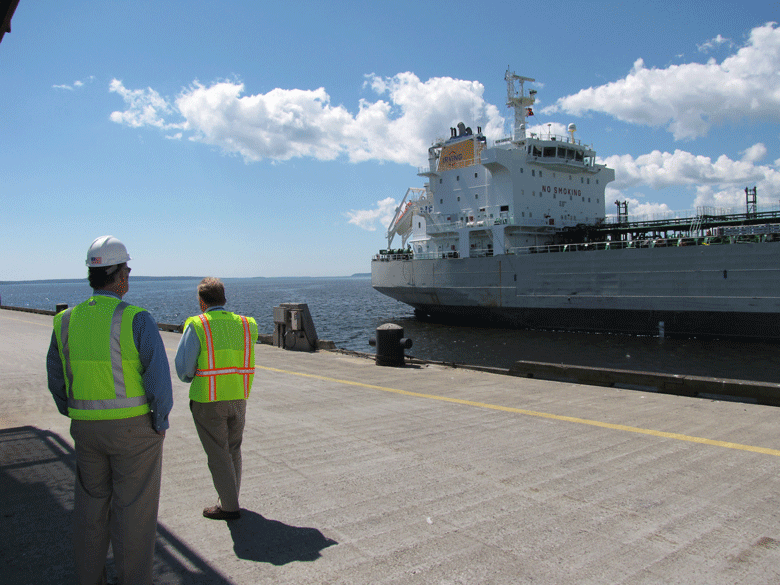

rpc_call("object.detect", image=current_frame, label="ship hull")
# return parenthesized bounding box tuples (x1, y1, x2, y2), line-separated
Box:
(372, 243, 780, 339)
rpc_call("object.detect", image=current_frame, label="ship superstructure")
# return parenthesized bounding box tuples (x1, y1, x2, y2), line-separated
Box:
(385, 71, 613, 260)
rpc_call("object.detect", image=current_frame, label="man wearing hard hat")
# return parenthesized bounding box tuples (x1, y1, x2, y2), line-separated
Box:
(46, 235, 173, 585)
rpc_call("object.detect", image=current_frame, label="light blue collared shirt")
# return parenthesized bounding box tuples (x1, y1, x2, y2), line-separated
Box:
(46, 290, 174, 431)
(174, 306, 224, 383)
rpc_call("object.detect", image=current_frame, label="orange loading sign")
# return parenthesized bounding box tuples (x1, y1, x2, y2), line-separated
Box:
(438, 140, 478, 171)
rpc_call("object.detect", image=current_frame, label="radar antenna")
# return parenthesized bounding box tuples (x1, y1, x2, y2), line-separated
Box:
(505, 69, 536, 142)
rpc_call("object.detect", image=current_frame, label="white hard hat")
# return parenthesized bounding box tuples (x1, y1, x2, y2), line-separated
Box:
(86, 235, 132, 268)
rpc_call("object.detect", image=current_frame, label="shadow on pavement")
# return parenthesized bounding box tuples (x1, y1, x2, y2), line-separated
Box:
(0, 426, 231, 584)
(228, 510, 337, 565)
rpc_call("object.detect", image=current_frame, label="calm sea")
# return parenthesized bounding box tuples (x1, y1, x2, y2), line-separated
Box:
(2, 276, 777, 383)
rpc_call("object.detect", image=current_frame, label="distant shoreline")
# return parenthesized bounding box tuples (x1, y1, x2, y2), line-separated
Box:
(0, 274, 371, 285)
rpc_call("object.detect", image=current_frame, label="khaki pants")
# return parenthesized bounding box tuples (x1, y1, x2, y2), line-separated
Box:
(190, 399, 246, 512)
(70, 414, 164, 585)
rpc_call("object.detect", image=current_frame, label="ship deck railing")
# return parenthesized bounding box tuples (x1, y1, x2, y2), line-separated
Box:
(600, 209, 780, 236)
(506, 231, 780, 255)
(426, 216, 570, 233)
(373, 230, 780, 262)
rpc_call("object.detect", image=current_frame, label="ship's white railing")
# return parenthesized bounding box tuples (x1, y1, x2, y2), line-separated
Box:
(426, 216, 515, 233)
(373, 230, 780, 262)
(527, 132, 587, 146)
(424, 215, 574, 233)
(603, 205, 780, 225)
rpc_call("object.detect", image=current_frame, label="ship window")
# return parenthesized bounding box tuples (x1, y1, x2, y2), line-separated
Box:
(475, 194, 478, 199)
(457, 196, 460, 201)
(558, 148, 566, 158)
(500, 205, 509, 212)
(532, 170, 535, 176)
(440, 179, 443, 184)
(474, 173, 478, 178)
(522, 212, 525, 217)
(587, 179, 590, 184)
(456, 176, 460, 181)
(529, 212, 532, 217)
(553, 173, 556, 178)
(575, 151, 583, 162)
(596, 180, 599, 184)
(543, 147, 555, 157)
(581, 178, 584, 183)
(440, 199, 443, 204)
(539, 171, 543, 177)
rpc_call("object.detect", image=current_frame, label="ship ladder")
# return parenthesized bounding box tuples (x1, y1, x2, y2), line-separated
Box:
(689, 214, 703, 237)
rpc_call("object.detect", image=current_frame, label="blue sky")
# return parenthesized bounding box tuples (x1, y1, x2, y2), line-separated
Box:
(2, 1, 778, 280)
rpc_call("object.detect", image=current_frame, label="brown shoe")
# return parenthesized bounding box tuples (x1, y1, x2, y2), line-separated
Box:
(203, 505, 241, 520)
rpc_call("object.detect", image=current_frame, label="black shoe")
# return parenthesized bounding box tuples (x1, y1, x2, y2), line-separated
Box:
(203, 505, 241, 520)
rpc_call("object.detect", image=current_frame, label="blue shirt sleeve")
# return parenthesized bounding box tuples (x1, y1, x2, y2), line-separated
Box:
(133, 310, 174, 432)
(174, 322, 202, 383)
(46, 331, 69, 416)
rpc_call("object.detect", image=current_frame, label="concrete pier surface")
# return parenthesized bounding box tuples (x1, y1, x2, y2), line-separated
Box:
(3, 308, 780, 584)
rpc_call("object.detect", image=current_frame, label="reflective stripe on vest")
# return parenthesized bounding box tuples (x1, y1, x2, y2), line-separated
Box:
(59, 301, 148, 411)
(194, 314, 254, 400)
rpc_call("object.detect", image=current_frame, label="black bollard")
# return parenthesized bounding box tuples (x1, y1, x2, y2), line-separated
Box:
(368, 323, 413, 367)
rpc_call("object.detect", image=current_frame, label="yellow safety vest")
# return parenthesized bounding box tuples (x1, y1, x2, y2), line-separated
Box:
(185, 310, 258, 402)
(53, 295, 150, 420)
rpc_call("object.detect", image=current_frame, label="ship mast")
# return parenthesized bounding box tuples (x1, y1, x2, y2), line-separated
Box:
(505, 69, 536, 142)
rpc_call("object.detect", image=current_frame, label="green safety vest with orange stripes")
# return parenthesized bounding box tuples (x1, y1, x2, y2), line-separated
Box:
(53, 295, 150, 420)
(184, 310, 258, 402)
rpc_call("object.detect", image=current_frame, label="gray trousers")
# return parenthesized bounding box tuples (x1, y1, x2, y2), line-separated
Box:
(190, 399, 246, 512)
(70, 414, 164, 585)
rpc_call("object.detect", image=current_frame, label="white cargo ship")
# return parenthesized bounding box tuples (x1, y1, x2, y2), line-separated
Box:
(371, 70, 780, 339)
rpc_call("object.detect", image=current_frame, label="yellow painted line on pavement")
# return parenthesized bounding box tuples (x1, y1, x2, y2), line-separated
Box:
(257, 364, 780, 458)
(0, 312, 53, 326)
(7, 308, 776, 458)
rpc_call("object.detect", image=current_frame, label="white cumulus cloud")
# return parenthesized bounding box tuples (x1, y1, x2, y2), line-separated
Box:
(346, 197, 398, 231)
(604, 145, 780, 211)
(545, 22, 780, 140)
(53, 75, 95, 91)
(109, 73, 506, 167)
(109, 79, 177, 129)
